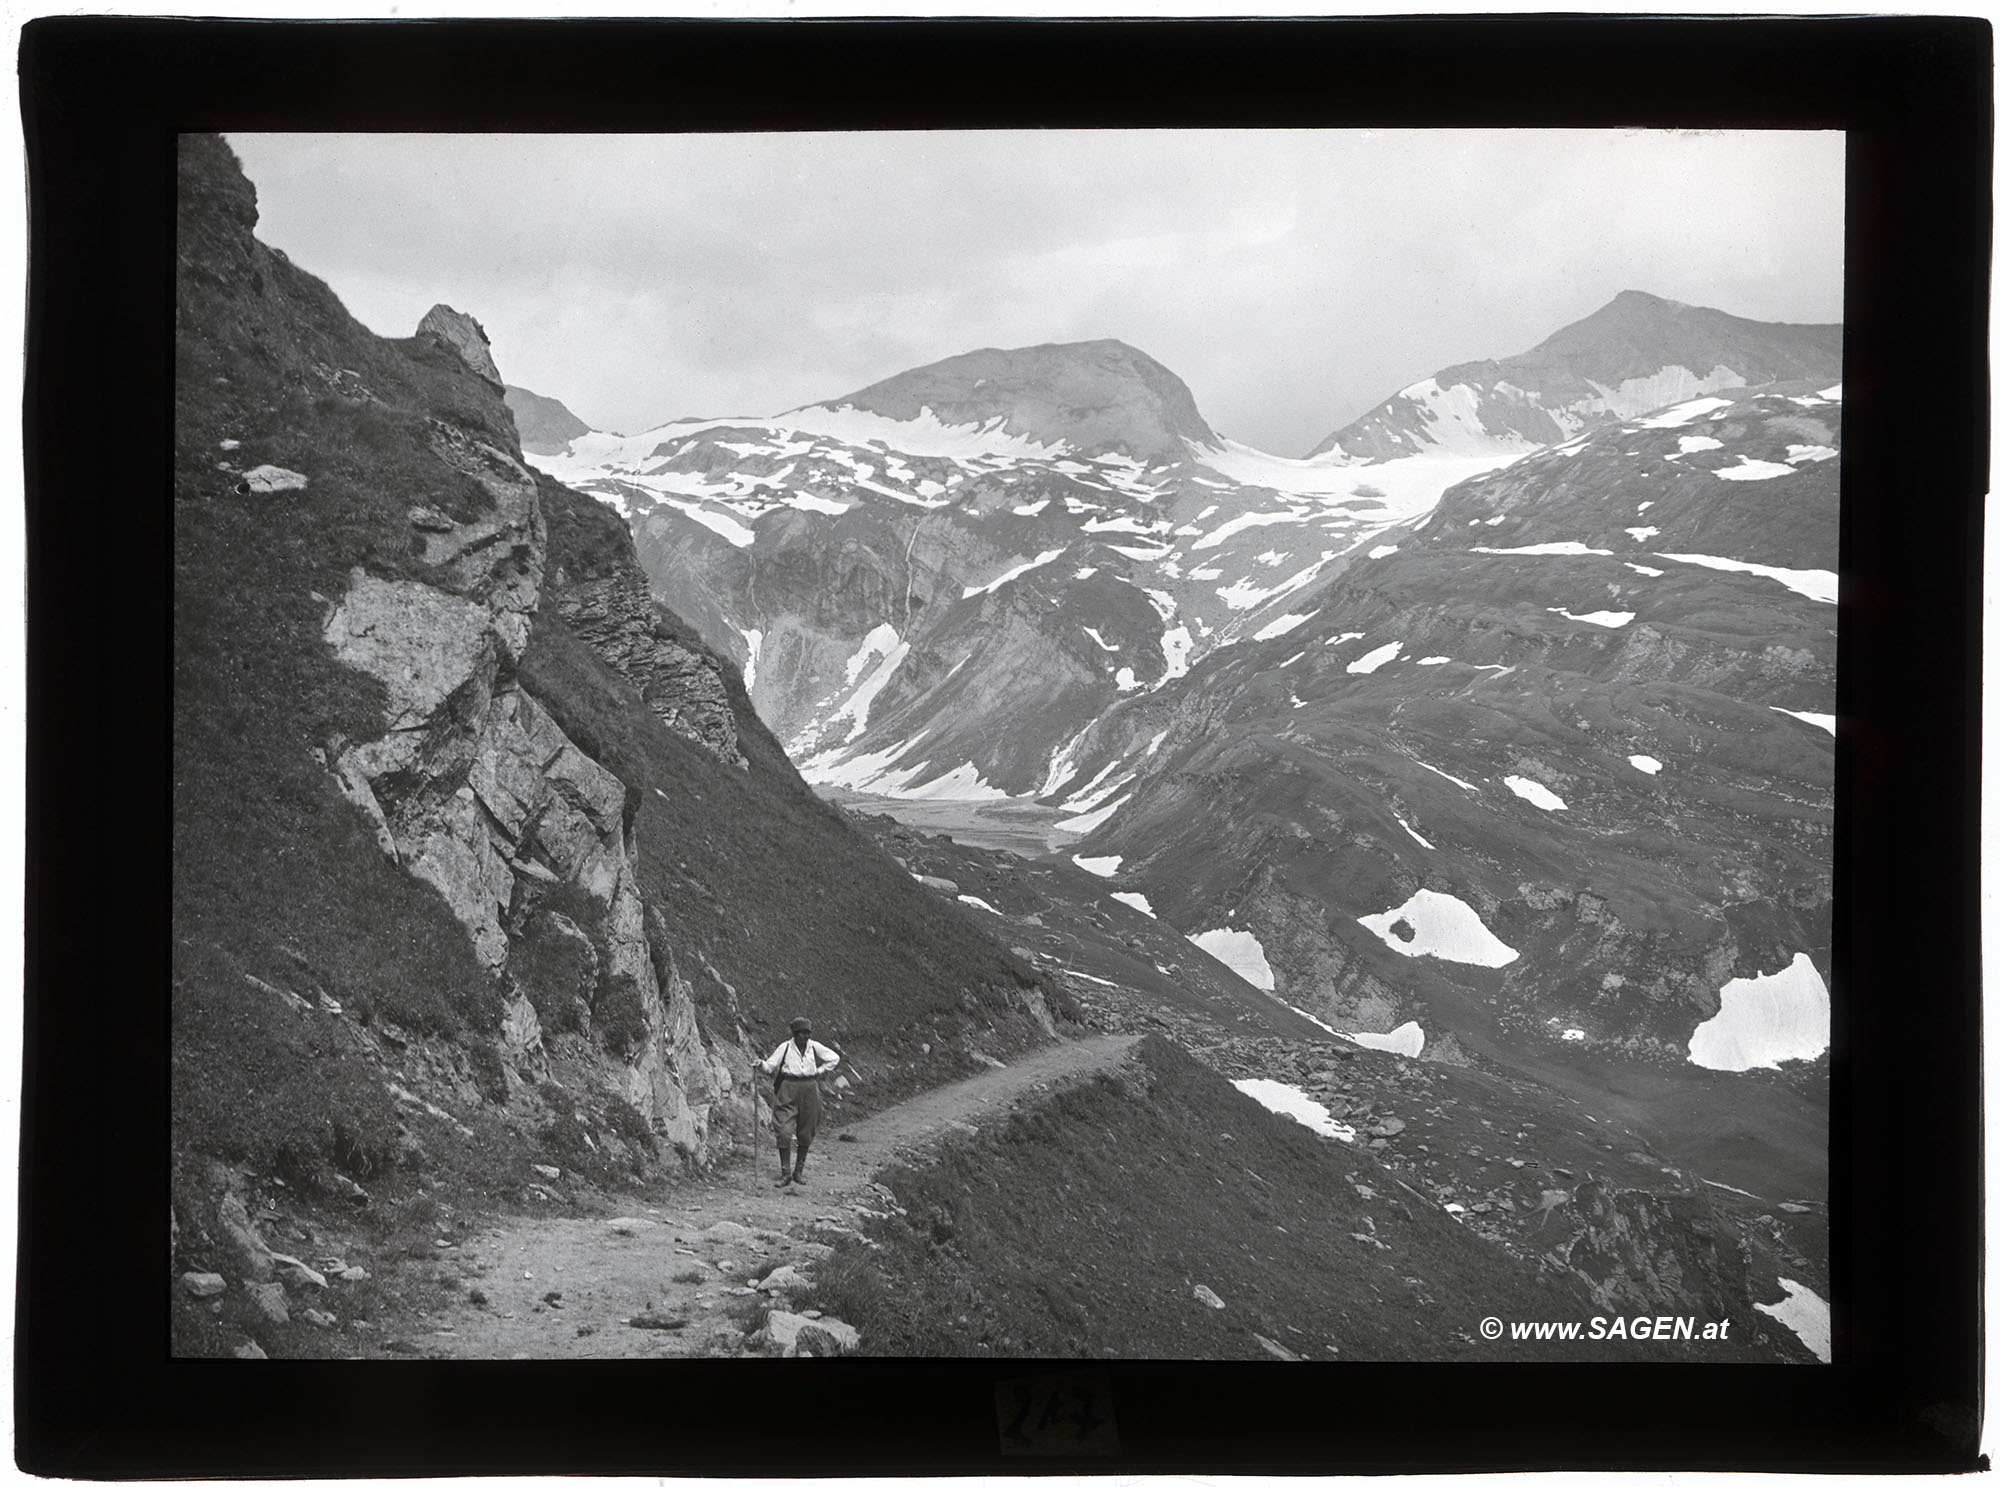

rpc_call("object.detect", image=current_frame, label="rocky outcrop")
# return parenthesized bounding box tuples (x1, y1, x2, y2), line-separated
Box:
(417, 304, 505, 388)
(552, 561, 746, 768)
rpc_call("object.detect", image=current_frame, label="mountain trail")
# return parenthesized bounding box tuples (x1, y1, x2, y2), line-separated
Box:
(395, 1033, 1139, 1358)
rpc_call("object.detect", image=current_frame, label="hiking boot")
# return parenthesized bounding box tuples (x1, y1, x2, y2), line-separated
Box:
(774, 1142, 793, 1187)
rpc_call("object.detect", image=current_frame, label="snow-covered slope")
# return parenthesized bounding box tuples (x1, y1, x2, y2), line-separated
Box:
(1310, 290, 1842, 462)
(526, 339, 1518, 800)
(1052, 382, 1838, 1081)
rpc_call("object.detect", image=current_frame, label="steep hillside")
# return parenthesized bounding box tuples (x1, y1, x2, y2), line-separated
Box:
(813, 1036, 1817, 1361)
(1310, 290, 1842, 461)
(170, 134, 1061, 1356)
(1048, 383, 1836, 1198)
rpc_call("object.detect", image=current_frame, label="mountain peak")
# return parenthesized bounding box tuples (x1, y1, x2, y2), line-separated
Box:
(1311, 293, 1841, 460)
(812, 338, 1218, 459)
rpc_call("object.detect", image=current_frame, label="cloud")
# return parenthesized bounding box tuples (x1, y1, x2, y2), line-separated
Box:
(227, 128, 1843, 455)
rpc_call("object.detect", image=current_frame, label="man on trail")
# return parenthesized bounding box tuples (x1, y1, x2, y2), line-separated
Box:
(756, 1017, 841, 1188)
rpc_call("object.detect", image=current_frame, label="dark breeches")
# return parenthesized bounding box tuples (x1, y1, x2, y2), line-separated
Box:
(772, 1077, 823, 1144)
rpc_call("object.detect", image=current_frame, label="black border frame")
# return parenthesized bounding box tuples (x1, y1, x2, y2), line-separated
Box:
(17, 14, 1991, 1476)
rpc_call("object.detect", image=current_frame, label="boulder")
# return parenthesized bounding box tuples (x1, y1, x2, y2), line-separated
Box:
(700, 1220, 756, 1244)
(216, 1191, 274, 1281)
(180, 1271, 226, 1299)
(755, 1265, 808, 1293)
(246, 1281, 290, 1325)
(756, 1309, 859, 1357)
(233, 1340, 268, 1360)
(416, 304, 505, 387)
(241, 464, 308, 494)
(1192, 1284, 1225, 1309)
(606, 1217, 657, 1236)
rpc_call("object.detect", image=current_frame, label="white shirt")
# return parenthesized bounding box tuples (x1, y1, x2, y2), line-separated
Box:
(759, 1037, 840, 1078)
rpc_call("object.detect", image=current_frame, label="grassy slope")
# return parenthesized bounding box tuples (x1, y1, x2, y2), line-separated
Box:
(173, 135, 518, 1182)
(804, 1036, 1752, 1361)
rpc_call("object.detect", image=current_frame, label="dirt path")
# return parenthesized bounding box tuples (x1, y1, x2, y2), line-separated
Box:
(398, 1033, 1139, 1358)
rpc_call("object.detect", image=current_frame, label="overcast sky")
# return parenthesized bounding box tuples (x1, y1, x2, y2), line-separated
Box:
(226, 129, 1843, 457)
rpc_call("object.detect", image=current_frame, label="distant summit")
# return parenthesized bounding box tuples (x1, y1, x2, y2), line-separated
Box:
(1311, 291, 1842, 461)
(504, 383, 593, 456)
(802, 339, 1219, 460)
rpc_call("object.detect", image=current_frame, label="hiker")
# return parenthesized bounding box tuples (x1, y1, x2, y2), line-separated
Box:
(756, 1017, 841, 1187)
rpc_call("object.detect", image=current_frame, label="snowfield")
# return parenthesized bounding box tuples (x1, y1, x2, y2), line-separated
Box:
(1189, 928, 1276, 991)
(1357, 889, 1519, 967)
(1628, 755, 1664, 774)
(1686, 952, 1830, 1071)
(1754, 1278, 1832, 1363)
(1072, 855, 1122, 877)
(1110, 891, 1157, 917)
(1231, 1078, 1356, 1142)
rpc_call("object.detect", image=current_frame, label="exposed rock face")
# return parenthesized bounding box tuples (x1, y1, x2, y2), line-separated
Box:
(321, 494, 734, 1149)
(551, 558, 746, 768)
(417, 304, 505, 388)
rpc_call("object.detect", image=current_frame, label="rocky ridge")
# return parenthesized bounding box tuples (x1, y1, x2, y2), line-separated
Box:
(1311, 290, 1841, 461)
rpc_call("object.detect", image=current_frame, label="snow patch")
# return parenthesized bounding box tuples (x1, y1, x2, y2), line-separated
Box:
(957, 895, 1002, 915)
(1634, 396, 1733, 429)
(1252, 612, 1314, 642)
(1073, 855, 1122, 878)
(1561, 1028, 1587, 1042)
(1754, 1278, 1832, 1363)
(1414, 758, 1480, 793)
(1189, 928, 1275, 990)
(1416, 656, 1451, 666)
(1503, 776, 1567, 811)
(1771, 707, 1835, 735)
(1625, 526, 1660, 542)
(1110, 891, 1156, 918)
(1394, 815, 1434, 850)
(963, 547, 1066, 599)
(1358, 890, 1518, 967)
(1369, 544, 1399, 559)
(1625, 562, 1665, 577)
(1346, 640, 1402, 675)
(1051, 793, 1130, 836)
(1687, 952, 1830, 1071)
(1785, 443, 1838, 464)
(1231, 1079, 1355, 1143)
(1628, 754, 1664, 774)
(739, 628, 762, 696)
(1712, 457, 1796, 482)
(1344, 1021, 1426, 1058)
(1471, 541, 1613, 557)
(1659, 552, 1836, 604)
(1548, 607, 1635, 629)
